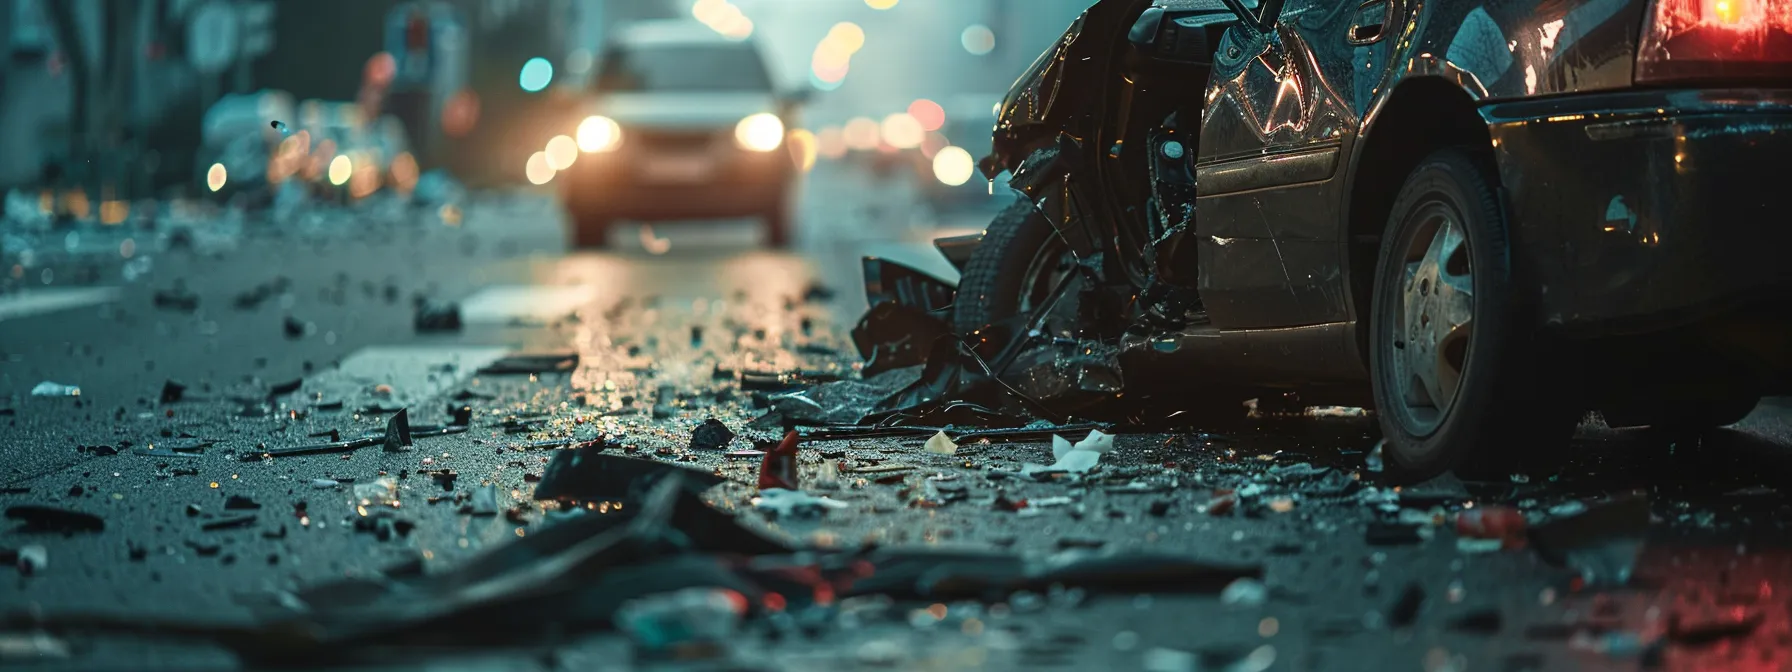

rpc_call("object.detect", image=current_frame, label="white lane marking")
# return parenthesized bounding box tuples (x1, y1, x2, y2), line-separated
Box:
(458, 285, 596, 325)
(0, 287, 121, 322)
(304, 346, 510, 408)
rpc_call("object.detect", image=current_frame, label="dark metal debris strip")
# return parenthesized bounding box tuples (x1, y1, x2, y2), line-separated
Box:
(479, 352, 579, 375)
(0, 474, 1263, 665)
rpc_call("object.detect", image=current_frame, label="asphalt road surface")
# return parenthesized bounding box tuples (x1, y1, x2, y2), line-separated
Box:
(4, 164, 1792, 671)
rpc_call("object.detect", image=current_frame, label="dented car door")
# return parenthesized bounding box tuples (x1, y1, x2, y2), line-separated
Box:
(1194, 0, 1376, 329)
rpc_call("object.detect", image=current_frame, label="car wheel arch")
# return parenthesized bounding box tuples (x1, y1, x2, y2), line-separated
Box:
(1341, 75, 1497, 367)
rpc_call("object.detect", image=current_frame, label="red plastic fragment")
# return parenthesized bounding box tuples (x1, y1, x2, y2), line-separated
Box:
(758, 431, 801, 491)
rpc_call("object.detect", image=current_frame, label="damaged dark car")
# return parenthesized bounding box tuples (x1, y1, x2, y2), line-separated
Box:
(860, 0, 1792, 482)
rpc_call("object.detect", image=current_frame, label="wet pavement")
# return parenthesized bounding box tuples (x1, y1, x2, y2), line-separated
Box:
(5, 167, 1792, 671)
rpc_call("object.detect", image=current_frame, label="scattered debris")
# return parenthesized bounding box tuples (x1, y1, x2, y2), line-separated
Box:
(468, 485, 501, 516)
(1528, 492, 1648, 588)
(5, 505, 105, 534)
(1456, 506, 1528, 550)
(225, 495, 261, 510)
(201, 514, 257, 531)
(923, 430, 958, 456)
(382, 409, 413, 452)
(1388, 583, 1426, 627)
(1020, 430, 1115, 478)
(159, 379, 188, 404)
(1220, 578, 1267, 607)
(0, 630, 69, 660)
(29, 381, 80, 397)
(1668, 609, 1764, 646)
(758, 431, 801, 491)
(614, 588, 745, 656)
(1448, 608, 1503, 635)
(480, 352, 578, 375)
(13, 545, 48, 576)
(153, 283, 200, 312)
(534, 444, 721, 503)
(1365, 522, 1426, 546)
(414, 301, 462, 332)
(688, 418, 736, 451)
(267, 434, 383, 457)
(310, 479, 342, 489)
(753, 489, 848, 518)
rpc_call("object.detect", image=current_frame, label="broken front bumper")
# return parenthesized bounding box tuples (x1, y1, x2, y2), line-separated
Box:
(1487, 89, 1792, 335)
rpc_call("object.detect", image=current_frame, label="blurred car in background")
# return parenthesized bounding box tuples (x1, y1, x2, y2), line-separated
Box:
(558, 20, 807, 248)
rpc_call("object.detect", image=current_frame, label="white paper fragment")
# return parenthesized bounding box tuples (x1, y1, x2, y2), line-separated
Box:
(1220, 577, 1268, 606)
(1022, 430, 1115, 477)
(754, 489, 847, 518)
(924, 430, 958, 456)
(29, 381, 80, 397)
(814, 460, 841, 490)
(15, 545, 47, 576)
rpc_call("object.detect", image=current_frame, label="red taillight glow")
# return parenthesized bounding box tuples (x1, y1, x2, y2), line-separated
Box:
(1637, 0, 1792, 82)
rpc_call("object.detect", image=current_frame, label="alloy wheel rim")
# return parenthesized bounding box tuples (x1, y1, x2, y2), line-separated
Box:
(1390, 201, 1474, 436)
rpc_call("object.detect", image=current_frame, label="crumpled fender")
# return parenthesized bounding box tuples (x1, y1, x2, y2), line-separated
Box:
(980, 0, 1147, 184)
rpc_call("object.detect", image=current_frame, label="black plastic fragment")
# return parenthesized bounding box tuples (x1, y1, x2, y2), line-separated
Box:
(1365, 522, 1425, 546)
(1388, 583, 1425, 627)
(480, 352, 578, 375)
(688, 418, 736, 451)
(202, 514, 258, 531)
(6, 505, 106, 534)
(414, 301, 463, 332)
(533, 445, 722, 503)
(160, 379, 188, 404)
(383, 409, 413, 452)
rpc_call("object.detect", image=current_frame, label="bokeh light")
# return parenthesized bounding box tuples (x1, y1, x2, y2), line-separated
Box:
(907, 99, 946, 132)
(921, 131, 950, 158)
(816, 127, 847, 159)
(811, 22, 865, 89)
(933, 146, 976, 186)
(390, 152, 419, 193)
(577, 116, 622, 153)
(525, 151, 555, 185)
(519, 57, 554, 92)
(694, 0, 754, 40)
(787, 128, 818, 172)
(843, 117, 881, 151)
(442, 90, 481, 138)
(735, 113, 786, 152)
(881, 113, 924, 150)
(545, 134, 580, 170)
(206, 163, 227, 192)
(327, 155, 353, 186)
(866, 0, 899, 9)
(962, 25, 996, 55)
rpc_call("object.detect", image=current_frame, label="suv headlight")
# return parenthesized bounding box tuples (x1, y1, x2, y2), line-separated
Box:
(577, 116, 622, 153)
(734, 113, 784, 152)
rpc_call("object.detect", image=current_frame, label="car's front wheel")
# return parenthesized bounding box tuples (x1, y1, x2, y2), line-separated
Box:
(1369, 148, 1578, 482)
(951, 200, 1072, 334)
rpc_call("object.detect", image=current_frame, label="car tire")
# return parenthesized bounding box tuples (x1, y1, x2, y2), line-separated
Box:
(1369, 148, 1578, 483)
(567, 210, 611, 249)
(951, 199, 1063, 334)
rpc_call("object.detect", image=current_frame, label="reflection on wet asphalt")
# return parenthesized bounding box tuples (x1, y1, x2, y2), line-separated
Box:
(2, 168, 1791, 670)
